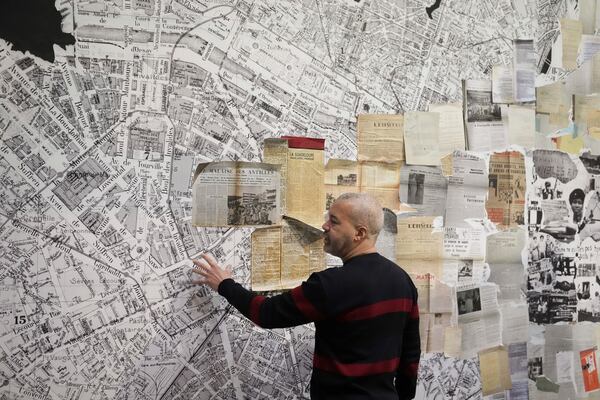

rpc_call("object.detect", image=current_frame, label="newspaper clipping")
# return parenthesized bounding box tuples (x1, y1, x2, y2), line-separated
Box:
(445, 150, 489, 227)
(486, 151, 526, 228)
(463, 79, 507, 151)
(357, 114, 404, 162)
(399, 165, 447, 216)
(192, 161, 280, 227)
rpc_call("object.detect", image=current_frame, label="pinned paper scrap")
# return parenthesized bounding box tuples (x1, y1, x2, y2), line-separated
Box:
(536, 376, 560, 393)
(552, 134, 585, 154)
(479, 346, 512, 396)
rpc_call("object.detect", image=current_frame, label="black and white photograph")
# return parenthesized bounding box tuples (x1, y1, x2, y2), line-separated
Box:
(227, 189, 278, 225)
(577, 279, 600, 322)
(407, 172, 425, 204)
(458, 260, 474, 282)
(580, 152, 600, 175)
(466, 89, 502, 122)
(457, 287, 482, 315)
(528, 357, 543, 381)
(336, 173, 357, 186)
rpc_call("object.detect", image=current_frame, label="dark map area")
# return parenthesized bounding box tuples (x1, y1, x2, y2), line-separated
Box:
(0, 0, 75, 62)
(426, 0, 443, 19)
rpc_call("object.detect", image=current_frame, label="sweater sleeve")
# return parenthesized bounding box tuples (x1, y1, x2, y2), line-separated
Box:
(217, 272, 329, 329)
(395, 288, 421, 400)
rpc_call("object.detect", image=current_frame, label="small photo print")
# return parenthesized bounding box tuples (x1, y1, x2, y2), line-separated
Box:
(407, 172, 425, 204)
(466, 89, 502, 122)
(457, 287, 482, 315)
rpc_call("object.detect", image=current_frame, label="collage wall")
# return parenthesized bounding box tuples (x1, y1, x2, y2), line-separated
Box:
(1, 0, 600, 399)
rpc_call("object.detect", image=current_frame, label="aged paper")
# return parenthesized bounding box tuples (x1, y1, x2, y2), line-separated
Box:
(559, 19, 583, 70)
(429, 103, 466, 155)
(192, 161, 280, 227)
(507, 105, 535, 148)
(282, 137, 325, 228)
(487, 229, 526, 303)
(324, 159, 359, 209)
(479, 346, 512, 396)
(280, 216, 325, 289)
(486, 151, 526, 228)
(440, 153, 454, 177)
(464, 79, 507, 151)
(443, 326, 462, 358)
(251, 217, 324, 290)
(396, 216, 443, 275)
(403, 111, 440, 166)
(457, 283, 502, 358)
(492, 65, 514, 104)
(251, 226, 282, 291)
(263, 138, 289, 213)
(445, 150, 488, 227)
(359, 161, 403, 211)
(399, 165, 447, 216)
(536, 81, 571, 132)
(357, 114, 405, 162)
(574, 94, 600, 135)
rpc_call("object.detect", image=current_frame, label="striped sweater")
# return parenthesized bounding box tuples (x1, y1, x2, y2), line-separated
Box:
(218, 252, 420, 399)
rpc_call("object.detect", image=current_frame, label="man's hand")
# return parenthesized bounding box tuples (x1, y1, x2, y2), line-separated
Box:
(191, 253, 232, 291)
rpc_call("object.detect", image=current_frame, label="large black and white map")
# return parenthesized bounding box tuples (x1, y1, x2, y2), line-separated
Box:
(0, 0, 566, 398)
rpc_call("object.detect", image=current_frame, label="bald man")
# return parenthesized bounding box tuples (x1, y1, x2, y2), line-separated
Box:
(192, 193, 420, 399)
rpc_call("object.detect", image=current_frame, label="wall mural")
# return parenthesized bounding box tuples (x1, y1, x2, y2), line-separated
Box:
(1, 0, 599, 399)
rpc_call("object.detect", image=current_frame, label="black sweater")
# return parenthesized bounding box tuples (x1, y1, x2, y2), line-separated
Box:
(218, 252, 420, 399)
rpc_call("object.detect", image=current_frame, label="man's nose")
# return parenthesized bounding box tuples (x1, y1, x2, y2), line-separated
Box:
(322, 221, 329, 231)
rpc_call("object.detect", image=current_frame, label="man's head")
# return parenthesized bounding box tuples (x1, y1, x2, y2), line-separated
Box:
(322, 193, 384, 261)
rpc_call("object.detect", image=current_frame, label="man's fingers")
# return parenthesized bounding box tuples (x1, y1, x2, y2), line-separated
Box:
(191, 267, 207, 276)
(201, 253, 219, 268)
(192, 278, 206, 285)
(192, 258, 209, 269)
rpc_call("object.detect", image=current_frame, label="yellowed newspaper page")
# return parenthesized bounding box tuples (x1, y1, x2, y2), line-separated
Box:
(395, 216, 443, 276)
(560, 19, 583, 70)
(403, 111, 440, 166)
(280, 217, 325, 289)
(536, 81, 569, 114)
(440, 153, 454, 177)
(589, 109, 600, 139)
(486, 151, 526, 228)
(574, 94, 600, 130)
(263, 138, 289, 213)
(429, 103, 466, 155)
(357, 114, 405, 162)
(359, 161, 402, 211)
(324, 159, 359, 209)
(479, 346, 512, 396)
(192, 161, 281, 227)
(443, 326, 462, 358)
(251, 226, 282, 291)
(285, 141, 325, 228)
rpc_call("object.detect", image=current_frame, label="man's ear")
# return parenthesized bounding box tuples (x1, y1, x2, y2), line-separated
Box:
(354, 225, 368, 241)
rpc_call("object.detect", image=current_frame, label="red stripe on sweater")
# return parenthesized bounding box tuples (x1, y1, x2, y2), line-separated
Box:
(410, 302, 419, 319)
(313, 354, 400, 377)
(249, 295, 265, 325)
(291, 286, 324, 321)
(336, 298, 414, 322)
